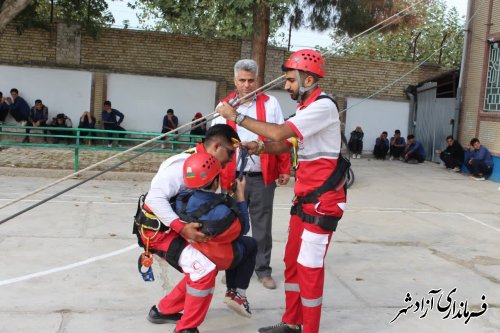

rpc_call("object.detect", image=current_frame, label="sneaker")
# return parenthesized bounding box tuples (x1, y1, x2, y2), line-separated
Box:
(161, 143, 166, 149)
(225, 292, 251, 318)
(107, 143, 113, 148)
(453, 167, 461, 172)
(19, 120, 27, 126)
(174, 329, 199, 333)
(258, 276, 276, 289)
(147, 305, 182, 324)
(389, 156, 394, 161)
(258, 322, 302, 333)
(399, 157, 404, 161)
(118, 144, 123, 148)
(224, 288, 236, 304)
(358, 154, 361, 159)
(473, 176, 485, 181)
(22, 137, 30, 143)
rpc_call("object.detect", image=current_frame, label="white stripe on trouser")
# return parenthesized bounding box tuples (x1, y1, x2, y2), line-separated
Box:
(186, 284, 214, 297)
(301, 296, 323, 307)
(285, 283, 300, 292)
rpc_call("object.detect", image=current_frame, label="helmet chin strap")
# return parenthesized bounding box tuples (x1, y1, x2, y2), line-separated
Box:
(295, 70, 318, 103)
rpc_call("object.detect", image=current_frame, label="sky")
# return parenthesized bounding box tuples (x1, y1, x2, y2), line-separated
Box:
(106, 0, 468, 50)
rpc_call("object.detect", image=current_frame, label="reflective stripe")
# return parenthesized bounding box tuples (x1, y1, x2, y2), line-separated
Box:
(298, 152, 339, 160)
(301, 296, 323, 307)
(186, 285, 214, 297)
(285, 283, 300, 292)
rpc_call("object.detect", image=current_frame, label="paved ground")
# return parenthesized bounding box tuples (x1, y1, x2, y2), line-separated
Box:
(0, 150, 499, 333)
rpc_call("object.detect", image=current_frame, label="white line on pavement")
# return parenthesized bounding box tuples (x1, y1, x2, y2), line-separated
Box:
(0, 244, 138, 286)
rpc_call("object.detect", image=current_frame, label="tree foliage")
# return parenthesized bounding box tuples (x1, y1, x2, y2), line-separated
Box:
(331, 0, 464, 67)
(130, 0, 291, 39)
(0, 0, 114, 35)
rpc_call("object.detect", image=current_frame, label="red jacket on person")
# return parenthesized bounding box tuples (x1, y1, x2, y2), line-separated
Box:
(219, 92, 290, 191)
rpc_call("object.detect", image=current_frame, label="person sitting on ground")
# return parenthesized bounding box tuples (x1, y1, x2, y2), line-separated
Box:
(5, 88, 30, 125)
(102, 100, 126, 147)
(373, 131, 390, 160)
(0, 92, 10, 124)
(161, 108, 179, 149)
(49, 113, 73, 144)
(348, 126, 364, 158)
(465, 138, 493, 181)
(175, 152, 257, 318)
(404, 134, 426, 163)
(190, 112, 206, 142)
(389, 129, 406, 160)
(78, 111, 96, 144)
(23, 99, 49, 143)
(436, 135, 464, 172)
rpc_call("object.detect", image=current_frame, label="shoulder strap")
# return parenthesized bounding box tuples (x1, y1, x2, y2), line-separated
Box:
(315, 94, 349, 148)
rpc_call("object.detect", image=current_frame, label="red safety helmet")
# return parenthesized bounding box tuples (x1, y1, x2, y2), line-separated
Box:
(282, 49, 325, 78)
(183, 152, 221, 189)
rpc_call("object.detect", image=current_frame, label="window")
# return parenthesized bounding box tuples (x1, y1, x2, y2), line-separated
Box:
(484, 42, 500, 112)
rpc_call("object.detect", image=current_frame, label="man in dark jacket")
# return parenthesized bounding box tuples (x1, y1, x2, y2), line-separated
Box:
(437, 135, 464, 172)
(5, 88, 30, 124)
(102, 100, 126, 147)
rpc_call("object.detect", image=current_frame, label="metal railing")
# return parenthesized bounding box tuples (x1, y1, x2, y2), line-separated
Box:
(0, 125, 204, 172)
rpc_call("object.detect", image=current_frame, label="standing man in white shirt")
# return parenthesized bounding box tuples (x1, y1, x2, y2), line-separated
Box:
(216, 50, 348, 333)
(212, 59, 291, 289)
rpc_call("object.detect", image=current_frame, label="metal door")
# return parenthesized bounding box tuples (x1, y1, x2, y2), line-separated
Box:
(415, 82, 457, 162)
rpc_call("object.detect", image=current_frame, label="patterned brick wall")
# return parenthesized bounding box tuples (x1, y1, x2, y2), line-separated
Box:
(1, 23, 448, 126)
(460, 0, 500, 154)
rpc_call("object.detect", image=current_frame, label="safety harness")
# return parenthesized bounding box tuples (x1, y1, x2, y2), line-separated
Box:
(290, 94, 351, 231)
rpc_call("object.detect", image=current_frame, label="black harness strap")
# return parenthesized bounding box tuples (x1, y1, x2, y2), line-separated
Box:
(290, 94, 350, 231)
(176, 193, 244, 237)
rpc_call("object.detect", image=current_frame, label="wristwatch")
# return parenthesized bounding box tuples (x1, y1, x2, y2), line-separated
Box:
(235, 112, 246, 125)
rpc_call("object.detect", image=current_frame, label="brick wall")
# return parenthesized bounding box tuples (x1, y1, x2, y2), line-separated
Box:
(460, 0, 500, 154)
(0, 24, 447, 123)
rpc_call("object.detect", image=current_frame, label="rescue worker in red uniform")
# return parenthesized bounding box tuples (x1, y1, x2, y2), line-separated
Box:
(135, 124, 240, 333)
(216, 50, 348, 333)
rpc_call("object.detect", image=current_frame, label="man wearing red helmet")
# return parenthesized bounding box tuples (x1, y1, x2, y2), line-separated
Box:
(176, 152, 257, 318)
(216, 49, 348, 333)
(135, 124, 241, 333)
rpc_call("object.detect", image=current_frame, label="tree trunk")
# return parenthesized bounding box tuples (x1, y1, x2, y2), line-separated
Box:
(251, 0, 270, 87)
(0, 0, 32, 34)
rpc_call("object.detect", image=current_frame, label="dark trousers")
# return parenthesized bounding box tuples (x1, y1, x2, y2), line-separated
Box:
(440, 152, 462, 169)
(373, 145, 388, 159)
(25, 122, 48, 135)
(406, 151, 425, 163)
(348, 139, 363, 154)
(390, 145, 404, 158)
(225, 236, 257, 290)
(104, 124, 126, 144)
(466, 160, 493, 178)
(10, 109, 29, 122)
(245, 175, 276, 278)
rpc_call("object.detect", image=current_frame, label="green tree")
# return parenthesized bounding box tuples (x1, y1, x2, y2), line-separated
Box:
(0, 0, 114, 36)
(332, 0, 464, 67)
(132, 0, 411, 85)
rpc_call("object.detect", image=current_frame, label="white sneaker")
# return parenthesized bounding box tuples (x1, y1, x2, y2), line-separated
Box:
(161, 143, 166, 149)
(19, 120, 27, 126)
(389, 156, 394, 161)
(453, 167, 461, 172)
(107, 143, 113, 148)
(118, 144, 123, 148)
(473, 176, 485, 181)
(358, 154, 361, 159)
